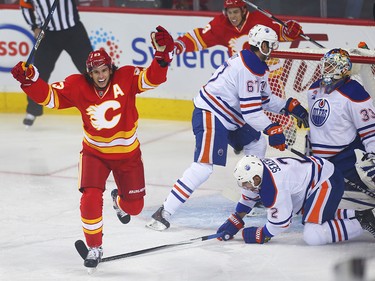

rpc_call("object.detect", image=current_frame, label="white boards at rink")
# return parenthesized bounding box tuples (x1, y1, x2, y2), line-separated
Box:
(0, 7, 374, 118)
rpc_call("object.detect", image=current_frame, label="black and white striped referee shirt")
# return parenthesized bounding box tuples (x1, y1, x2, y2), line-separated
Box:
(20, 0, 80, 31)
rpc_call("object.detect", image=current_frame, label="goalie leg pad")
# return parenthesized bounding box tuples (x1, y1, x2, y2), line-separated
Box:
(354, 149, 375, 191)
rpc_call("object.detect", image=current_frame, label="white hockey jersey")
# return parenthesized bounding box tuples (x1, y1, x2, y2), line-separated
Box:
(238, 156, 335, 237)
(193, 49, 287, 131)
(307, 78, 375, 157)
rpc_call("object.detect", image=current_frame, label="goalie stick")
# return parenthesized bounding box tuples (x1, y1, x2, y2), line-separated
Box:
(287, 146, 375, 200)
(242, 0, 325, 48)
(75, 232, 222, 263)
(25, 0, 59, 67)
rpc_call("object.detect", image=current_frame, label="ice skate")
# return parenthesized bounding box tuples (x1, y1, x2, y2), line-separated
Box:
(355, 208, 375, 237)
(84, 246, 103, 270)
(111, 189, 131, 224)
(23, 113, 35, 128)
(146, 206, 171, 231)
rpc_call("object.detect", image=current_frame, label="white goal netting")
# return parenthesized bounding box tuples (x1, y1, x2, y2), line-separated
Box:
(264, 47, 375, 157)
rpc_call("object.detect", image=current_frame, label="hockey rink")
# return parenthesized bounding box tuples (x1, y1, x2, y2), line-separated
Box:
(1, 113, 374, 281)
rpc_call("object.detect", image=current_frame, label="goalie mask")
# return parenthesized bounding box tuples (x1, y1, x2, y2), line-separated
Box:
(321, 48, 352, 85)
(248, 24, 279, 57)
(233, 155, 264, 191)
(86, 48, 113, 73)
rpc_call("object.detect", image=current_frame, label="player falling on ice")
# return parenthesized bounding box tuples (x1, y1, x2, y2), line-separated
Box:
(216, 155, 375, 245)
(11, 26, 174, 270)
(146, 24, 308, 231)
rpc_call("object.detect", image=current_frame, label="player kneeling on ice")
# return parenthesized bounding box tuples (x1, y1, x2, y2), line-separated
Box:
(217, 155, 375, 245)
(306, 48, 375, 195)
(11, 26, 174, 269)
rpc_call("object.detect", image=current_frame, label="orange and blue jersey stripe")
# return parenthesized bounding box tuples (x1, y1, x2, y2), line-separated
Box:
(327, 219, 349, 242)
(358, 123, 375, 142)
(172, 179, 194, 203)
(199, 88, 245, 128)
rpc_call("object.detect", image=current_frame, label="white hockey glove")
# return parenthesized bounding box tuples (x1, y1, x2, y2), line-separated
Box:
(354, 149, 375, 191)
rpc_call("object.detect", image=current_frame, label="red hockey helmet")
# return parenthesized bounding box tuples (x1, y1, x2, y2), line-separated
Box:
(86, 48, 112, 73)
(224, 0, 246, 9)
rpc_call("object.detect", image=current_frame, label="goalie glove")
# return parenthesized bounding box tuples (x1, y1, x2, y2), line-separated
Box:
(217, 213, 245, 241)
(284, 98, 309, 128)
(354, 149, 375, 191)
(151, 25, 174, 66)
(281, 20, 302, 41)
(11, 61, 39, 86)
(242, 226, 272, 244)
(264, 123, 286, 151)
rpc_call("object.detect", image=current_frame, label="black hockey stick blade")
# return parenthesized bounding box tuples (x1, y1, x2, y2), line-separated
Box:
(75, 239, 89, 260)
(25, 0, 59, 67)
(342, 196, 375, 208)
(344, 179, 375, 199)
(75, 232, 222, 263)
(242, 0, 325, 48)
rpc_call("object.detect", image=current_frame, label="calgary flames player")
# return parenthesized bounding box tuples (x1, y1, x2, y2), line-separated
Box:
(11, 26, 174, 270)
(174, 0, 303, 57)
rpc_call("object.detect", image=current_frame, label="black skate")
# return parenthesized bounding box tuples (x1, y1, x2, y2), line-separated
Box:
(111, 189, 131, 224)
(84, 246, 103, 269)
(23, 113, 36, 128)
(145, 206, 171, 231)
(355, 208, 375, 237)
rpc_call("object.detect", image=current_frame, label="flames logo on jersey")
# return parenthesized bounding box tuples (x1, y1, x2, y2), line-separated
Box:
(311, 98, 330, 127)
(86, 100, 121, 130)
(228, 34, 248, 55)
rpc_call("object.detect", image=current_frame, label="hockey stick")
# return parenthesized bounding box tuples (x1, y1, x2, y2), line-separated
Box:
(75, 232, 222, 263)
(286, 146, 375, 200)
(342, 196, 375, 208)
(242, 0, 325, 48)
(25, 0, 59, 67)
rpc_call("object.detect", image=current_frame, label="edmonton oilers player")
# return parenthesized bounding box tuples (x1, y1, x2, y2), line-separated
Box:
(307, 48, 375, 194)
(146, 25, 308, 231)
(216, 155, 375, 245)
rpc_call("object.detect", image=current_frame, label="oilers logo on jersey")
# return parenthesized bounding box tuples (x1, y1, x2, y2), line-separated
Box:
(310, 98, 330, 127)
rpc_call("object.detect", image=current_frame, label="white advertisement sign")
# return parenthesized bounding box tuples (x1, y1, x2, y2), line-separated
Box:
(1, 8, 375, 102)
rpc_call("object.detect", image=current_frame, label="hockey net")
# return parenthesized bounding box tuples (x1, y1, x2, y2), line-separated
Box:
(264, 47, 375, 157)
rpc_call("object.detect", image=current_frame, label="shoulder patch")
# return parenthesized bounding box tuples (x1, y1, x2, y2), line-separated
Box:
(310, 79, 321, 89)
(338, 79, 370, 102)
(259, 167, 277, 208)
(240, 49, 268, 76)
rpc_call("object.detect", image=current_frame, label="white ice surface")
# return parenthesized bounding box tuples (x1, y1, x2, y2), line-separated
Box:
(0, 113, 374, 281)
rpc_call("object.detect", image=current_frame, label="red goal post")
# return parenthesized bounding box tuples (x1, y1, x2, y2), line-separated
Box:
(264, 48, 375, 156)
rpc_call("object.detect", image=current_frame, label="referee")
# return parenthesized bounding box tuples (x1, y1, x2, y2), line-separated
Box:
(20, 0, 93, 127)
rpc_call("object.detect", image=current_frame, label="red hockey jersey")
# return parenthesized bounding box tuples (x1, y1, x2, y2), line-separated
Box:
(21, 59, 168, 160)
(176, 11, 284, 57)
